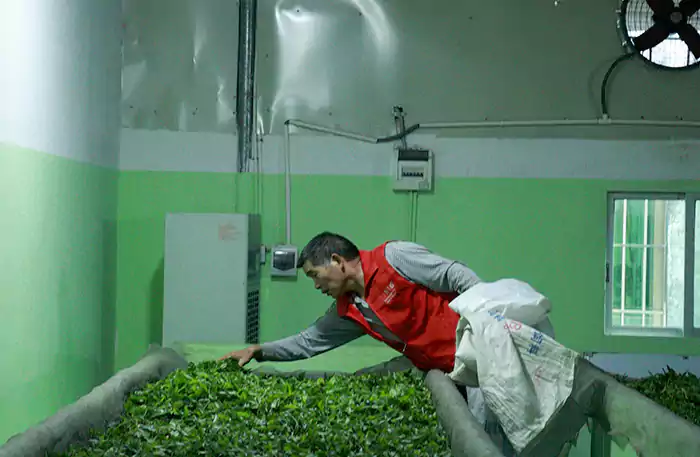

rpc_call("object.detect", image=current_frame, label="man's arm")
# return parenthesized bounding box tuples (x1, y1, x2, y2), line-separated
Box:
(386, 242, 555, 335)
(384, 241, 481, 293)
(257, 302, 365, 362)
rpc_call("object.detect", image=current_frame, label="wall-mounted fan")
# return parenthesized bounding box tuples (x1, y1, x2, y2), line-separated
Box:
(619, 0, 700, 69)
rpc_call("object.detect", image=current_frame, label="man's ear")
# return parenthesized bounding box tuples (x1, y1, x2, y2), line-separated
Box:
(330, 253, 343, 266)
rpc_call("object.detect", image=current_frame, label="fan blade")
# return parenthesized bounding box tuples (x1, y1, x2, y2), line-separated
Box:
(680, 0, 700, 17)
(676, 23, 700, 59)
(633, 23, 672, 50)
(646, 0, 675, 15)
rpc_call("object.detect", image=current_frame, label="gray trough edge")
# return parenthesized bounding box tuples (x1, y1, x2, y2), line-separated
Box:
(577, 359, 700, 457)
(248, 355, 417, 379)
(1, 352, 523, 457)
(0, 344, 188, 457)
(0, 353, 420, 456)
(424, 370, 505, 457)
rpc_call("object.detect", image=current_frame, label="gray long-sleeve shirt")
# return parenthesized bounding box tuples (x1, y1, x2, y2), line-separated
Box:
(259, 241, 481, 361)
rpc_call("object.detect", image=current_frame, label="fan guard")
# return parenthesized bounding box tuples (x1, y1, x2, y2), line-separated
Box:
(619, 0, 700, 69)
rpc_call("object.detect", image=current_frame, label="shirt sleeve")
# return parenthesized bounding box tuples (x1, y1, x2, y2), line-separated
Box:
(259, 302, 366, 361)
(384, 241, 481, 293)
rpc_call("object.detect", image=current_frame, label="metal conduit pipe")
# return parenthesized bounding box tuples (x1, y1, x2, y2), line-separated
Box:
(235, 0, 257, 173)
(419, 118, 700, 129)
(287, 117, 700, 141)
(282, 118, 417, 244)
(282, 120, 374, 244)
(284, 123, 292, 244)
(281, 114, 699, 254)
(286, 119, 379, 143)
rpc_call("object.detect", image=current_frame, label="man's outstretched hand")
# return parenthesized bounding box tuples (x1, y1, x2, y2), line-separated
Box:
(219, 345, 262, 367)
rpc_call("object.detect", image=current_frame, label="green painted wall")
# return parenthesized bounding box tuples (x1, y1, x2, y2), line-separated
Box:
(116, 171, 700, 370)
(0, 143, 117, 443)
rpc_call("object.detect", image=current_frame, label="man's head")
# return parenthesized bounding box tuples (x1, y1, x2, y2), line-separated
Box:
(297, 232, 363, 298)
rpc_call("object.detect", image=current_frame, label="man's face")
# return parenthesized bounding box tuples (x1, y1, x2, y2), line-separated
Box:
(302, 256, 347, 299)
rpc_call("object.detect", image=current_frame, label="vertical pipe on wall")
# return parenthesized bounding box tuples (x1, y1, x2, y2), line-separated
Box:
(284, 123, 292, 245)
(256, 133, 264, 214)
(411, 191, 419, 242)
(236, 0, 257, 174)
(394, 106, 416, 241)
(408, 199, 414, 241)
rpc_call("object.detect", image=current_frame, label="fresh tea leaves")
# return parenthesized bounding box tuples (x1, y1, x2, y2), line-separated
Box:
(59, 361, 449, 457)
(615, 367, 700, 427)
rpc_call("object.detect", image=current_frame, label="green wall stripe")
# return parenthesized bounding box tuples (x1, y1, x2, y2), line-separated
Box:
(0, 143, 117, 442)
(115, 171, 700, 372)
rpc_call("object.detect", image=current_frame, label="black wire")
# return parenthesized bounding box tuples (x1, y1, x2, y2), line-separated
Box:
(376, 123, 421, 143)
(601, 53, 635, 117)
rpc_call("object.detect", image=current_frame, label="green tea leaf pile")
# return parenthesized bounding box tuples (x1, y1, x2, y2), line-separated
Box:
(615, 367, 700, 427)
(60, 361, 449, 456)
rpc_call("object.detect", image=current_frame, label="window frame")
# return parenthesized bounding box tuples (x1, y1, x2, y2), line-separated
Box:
(605, 192, 700, 338)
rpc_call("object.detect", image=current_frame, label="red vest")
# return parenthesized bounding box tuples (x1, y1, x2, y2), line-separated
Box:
(336, 242, 460, 372)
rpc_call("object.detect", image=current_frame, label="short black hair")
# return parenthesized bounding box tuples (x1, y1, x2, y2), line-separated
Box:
(297, 232, 360, 268)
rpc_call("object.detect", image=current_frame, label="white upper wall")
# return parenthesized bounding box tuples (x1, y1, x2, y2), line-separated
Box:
(119, 0, 700, 176)
(0, 0, 122, 168)
(121, 0, 700, 139)
(119, 129, 700, 180)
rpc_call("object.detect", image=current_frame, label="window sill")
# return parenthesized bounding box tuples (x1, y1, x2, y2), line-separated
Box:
(604, 327, 686, 338)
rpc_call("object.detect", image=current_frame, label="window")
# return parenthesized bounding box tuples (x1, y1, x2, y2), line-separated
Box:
(605, 193, 700, 337)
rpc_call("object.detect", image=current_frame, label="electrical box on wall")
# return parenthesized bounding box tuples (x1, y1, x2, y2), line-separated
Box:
(392, 147, 434, 192)
(271, 245, 298, 277)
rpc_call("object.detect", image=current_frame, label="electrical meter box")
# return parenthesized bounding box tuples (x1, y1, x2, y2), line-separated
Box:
(392, 147, 434, 192)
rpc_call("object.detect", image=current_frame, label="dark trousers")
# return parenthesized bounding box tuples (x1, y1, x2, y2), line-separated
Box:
(455, 383, 470, 402)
